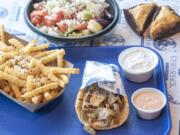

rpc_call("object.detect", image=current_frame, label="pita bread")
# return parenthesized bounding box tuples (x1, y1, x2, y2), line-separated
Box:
(75, 87, 129, 132)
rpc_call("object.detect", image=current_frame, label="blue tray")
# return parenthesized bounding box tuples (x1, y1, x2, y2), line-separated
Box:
(0, 46, 171, 135)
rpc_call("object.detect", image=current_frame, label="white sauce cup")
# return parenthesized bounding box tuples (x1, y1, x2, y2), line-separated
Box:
(118, 47, 158, 83)
(131, 88, 167, 120)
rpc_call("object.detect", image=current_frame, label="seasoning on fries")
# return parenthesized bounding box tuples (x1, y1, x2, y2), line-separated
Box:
(0, 24, 80, 104)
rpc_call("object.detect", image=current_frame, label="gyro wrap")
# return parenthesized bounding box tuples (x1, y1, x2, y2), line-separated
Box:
(75, 61, 129, 134)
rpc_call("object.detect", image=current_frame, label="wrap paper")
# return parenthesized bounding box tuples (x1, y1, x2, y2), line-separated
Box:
(81, 61, 126, 96)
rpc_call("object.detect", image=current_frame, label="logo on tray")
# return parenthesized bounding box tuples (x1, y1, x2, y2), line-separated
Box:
(153, 38, 176, 51)
(0, 7, 8, 18)
(166, 58, 180, 105)
(5, 28, 26, 36)
(98, 33, 126, 46)
(168, 94, 180, 105)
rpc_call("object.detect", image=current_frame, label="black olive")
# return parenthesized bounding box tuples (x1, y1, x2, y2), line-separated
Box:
(96, 18, 111, 27)
(104, 9, 113, 20)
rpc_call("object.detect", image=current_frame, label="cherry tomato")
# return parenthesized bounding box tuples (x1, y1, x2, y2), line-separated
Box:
(43, 11, 64, 27)
(74, 22, 88, 30)
(44, 17, 57, 27)
(30, 10, 48, 26)
(31, 15, 42, 26)
(57, 23, 67, 32)
(50, 12, 64, 22)
(30, 10, 47, 19)
(50, 14, 60, 23)
(56, 11, 64, 21)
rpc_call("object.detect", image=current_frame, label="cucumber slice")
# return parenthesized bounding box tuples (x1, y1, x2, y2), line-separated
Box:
(44, 30, 49, 34)
(82, 10, 92, 21)
(67, 23, 76, 33)
(87, 20, 103, 33)
(80, 29, 91, 36)
(68, 32, 83, 37)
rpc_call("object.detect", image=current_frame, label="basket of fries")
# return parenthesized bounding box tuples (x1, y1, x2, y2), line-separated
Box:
(0, 25, 80, 112)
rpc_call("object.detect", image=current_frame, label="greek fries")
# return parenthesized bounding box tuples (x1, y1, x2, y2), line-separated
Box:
(0, 24, 7, 43)
(51, 67, 80, 74)
(31, 94, 43, 104)
(26, 75, 34, 91)
(31, 44, 49, 52)
(8, 38, 24, 49)
(23, 39, 36, 54)
(0, 26, 80, 104)
(41, 53, 58, 64)
(44, 92, 53, 100)
(57, 50, 65, 67)
(4, 66, 27, 80)
(0, 71, 26, 87)
(10, 83, 21, 99)
(22, 83, 59, 98)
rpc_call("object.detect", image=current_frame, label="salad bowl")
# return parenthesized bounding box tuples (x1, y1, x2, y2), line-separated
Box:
(24, 0, 119, 42)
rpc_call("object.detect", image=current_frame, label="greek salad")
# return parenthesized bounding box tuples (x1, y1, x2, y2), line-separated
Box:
(30, 0, 113, 37)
